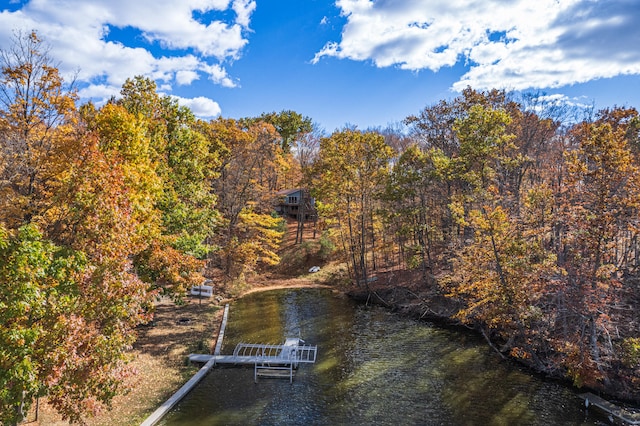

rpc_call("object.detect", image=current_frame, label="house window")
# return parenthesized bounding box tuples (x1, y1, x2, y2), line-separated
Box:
(288, 196, 298, 204)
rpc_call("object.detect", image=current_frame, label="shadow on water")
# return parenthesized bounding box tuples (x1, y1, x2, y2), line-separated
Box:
(159, 288, 601, 426)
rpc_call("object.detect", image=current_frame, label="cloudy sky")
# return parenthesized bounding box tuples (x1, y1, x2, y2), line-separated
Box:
(1, 0, 639, 132)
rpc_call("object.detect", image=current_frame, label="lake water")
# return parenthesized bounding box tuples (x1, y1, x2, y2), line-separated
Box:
(159, 288, 603, 425)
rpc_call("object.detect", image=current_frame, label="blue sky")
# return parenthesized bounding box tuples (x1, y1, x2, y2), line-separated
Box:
(1, 0, 639, 132)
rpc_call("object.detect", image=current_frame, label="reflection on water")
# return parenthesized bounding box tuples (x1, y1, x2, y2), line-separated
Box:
(160, 289, 600, 425)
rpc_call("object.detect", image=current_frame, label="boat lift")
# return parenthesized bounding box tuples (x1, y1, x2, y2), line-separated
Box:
(233, 338, 318, 383)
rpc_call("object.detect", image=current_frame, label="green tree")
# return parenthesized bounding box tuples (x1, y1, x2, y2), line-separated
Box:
(452, 104, 516, 193)
(118, 76, 221, 259)
(0, 225, 86, 425)
(258, 109, 313, 153)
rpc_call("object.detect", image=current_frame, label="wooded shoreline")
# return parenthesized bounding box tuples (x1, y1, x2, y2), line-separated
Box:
(347, 279, 640, 408)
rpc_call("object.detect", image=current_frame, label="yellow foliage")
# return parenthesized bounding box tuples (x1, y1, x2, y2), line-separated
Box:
(221, 208, 284, 277)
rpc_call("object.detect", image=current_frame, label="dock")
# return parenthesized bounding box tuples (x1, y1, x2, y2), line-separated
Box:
(142, 302, 318, 426)
(189, 337, 318, 383)
(580, 393, 640, 425)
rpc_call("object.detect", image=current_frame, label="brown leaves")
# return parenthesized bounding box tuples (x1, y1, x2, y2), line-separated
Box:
(135, 240, 204, 297)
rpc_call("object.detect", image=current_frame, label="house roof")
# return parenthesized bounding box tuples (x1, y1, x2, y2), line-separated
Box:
(276, 188, 302, 196)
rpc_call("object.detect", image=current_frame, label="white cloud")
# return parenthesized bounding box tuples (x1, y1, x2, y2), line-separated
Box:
(232, 0, 257, 29)
(0, 0, 255, 111)
(25, 0, 249, 59)
(171, 95, 222, 119)
(176, 70, 200, 85)
(314, 0, 640, 92)
(532, 94, 591, 110)
(77, 84, 122, 101)
(201, 63, 237, 88)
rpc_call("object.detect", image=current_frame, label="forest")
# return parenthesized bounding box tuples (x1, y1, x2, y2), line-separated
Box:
(2, 31, 640, 424)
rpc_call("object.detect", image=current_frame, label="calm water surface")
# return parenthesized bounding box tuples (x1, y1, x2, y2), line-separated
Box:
(160, 288, 603, 425)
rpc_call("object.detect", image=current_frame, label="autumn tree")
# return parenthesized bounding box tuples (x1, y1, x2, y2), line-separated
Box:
(405, 97, 459, 156)
(0, 35, 155, 424)
(0, 30, 78, 228)
(207, 118, 284, 280)
(241, 110, 312, 189)
(557, 110, 640, 386)
(96, 76, 223, 297)
(0, 131, 154, 424)
(446, 203, 558, 360)
(79, 101, 203, 296)
(403, 88, 518, 244)
(313, 130, 394, 285)
(435, 102, 559, 363)
(384, 144, 450, 282)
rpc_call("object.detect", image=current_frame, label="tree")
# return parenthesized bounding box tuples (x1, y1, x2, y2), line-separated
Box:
(452, 104, 516, 194)
(31, 109, 154, 422)
(91, 102, 162, 241)
(290, 123, 323, 244)
(0, 221, 151, 425)
(119, 76, 222, 259)
(385, 144, 449, 283)
(313, 130, 394, 285)
(0, 35, 149, 423)
(293, 123, 322, 173)
(259, 110, 313, 153)
(0, 225, 85, 425)
(442, 103, 557, 356)
(208, 118, 285, 279)
(446, 203, 558, 359)
(0, 36, 158, 423)
(558, 115, 640, 386)
(0, 30, 78, 228)
(97, 77, 221, 296)
(221, 207, 284, 278)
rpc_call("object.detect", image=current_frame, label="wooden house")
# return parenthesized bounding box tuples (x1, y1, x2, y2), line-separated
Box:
(275, 188, 316, 220)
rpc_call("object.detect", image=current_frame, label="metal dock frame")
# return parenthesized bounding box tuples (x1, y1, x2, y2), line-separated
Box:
(231, 342, 318, 383)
